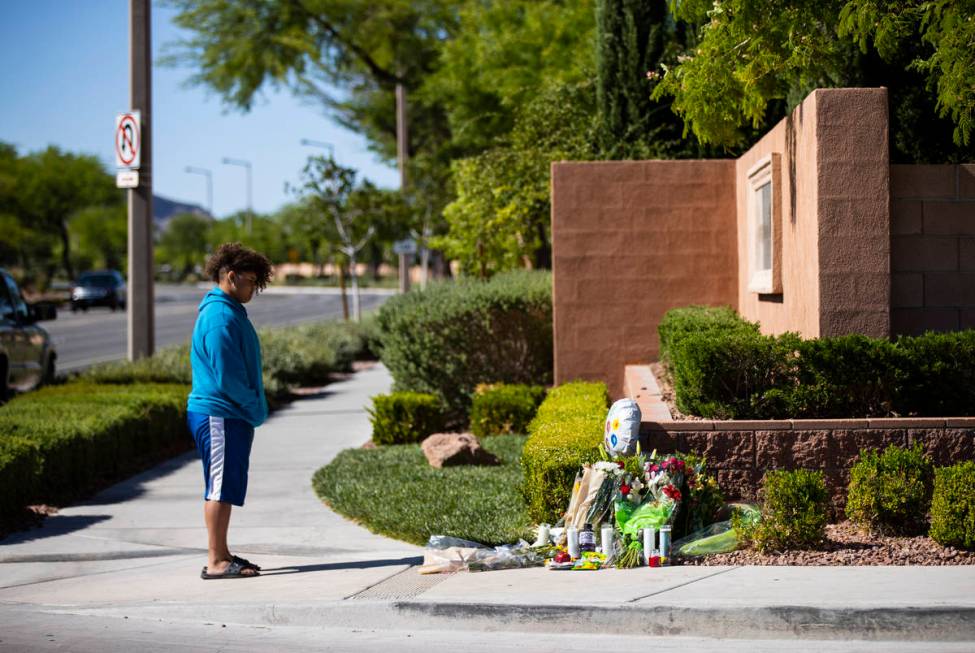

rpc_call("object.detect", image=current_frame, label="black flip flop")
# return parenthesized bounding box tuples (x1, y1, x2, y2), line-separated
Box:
(232, 555, 261, 571)
(200, 559, 259, 580)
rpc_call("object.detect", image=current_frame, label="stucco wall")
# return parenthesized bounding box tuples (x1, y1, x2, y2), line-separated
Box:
(551, 161, 737, 398)
(736, 88, 890, 338)
(890, 164, 975, 334)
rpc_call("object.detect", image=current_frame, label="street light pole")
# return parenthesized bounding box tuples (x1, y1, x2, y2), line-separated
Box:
(184, 166, 213, 215)
(300, 138, 335, 158)
(127, 0, 154, 360)
(222, 157, 252, 233)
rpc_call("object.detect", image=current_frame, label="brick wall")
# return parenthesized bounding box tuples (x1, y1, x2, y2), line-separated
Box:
(891, 164, 975, 334)
(551, 160, 738, 399)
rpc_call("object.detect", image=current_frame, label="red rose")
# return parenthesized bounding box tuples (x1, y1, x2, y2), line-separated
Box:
(663, 484, 682, 502)
(617, 461, 625, 469)
(620, 484, 631, 495)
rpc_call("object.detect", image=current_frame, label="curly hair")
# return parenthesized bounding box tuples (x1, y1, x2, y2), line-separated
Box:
(204, 242, 273, 291)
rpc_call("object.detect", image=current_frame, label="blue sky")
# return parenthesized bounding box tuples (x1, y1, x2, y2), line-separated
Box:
(0, 0, 399, 217)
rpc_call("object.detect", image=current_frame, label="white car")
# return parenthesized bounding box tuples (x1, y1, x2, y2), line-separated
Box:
(0, 269, 57, 401)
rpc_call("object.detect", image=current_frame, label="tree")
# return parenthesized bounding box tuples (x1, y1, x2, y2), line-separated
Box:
(157, 212, 212, 277)
(652, 0, 975, 160)
(294, 155, 378, 320)
(16, 147, 120, 280)
(595, 0, 709, 159)
(70, 204, 127, 273)
(436, 79, 599, 277)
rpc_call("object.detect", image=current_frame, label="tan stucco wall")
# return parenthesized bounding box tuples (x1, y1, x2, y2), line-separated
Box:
(551, 161, 738, 398)
(736, 88, 890, 338)
(890, 164, 975, 334)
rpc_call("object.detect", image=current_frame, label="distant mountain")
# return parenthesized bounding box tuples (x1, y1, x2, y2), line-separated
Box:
(153, 194, 213, 232)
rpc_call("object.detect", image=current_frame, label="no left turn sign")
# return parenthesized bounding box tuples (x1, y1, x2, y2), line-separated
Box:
(115, 111, 141, 169)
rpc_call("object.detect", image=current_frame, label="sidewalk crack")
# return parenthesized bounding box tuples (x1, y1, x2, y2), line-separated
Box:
(626, 566, 738, 603)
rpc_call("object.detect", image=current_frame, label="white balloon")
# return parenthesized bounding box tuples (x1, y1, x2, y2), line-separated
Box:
(604, 398, 642, 455)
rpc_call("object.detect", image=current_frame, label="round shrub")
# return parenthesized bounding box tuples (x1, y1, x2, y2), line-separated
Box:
(742, 469, 829, 552)
(929, 461, 975, 550)
(845, 443, 933, 535)
(368, 392, 446, 445)
(377, 270, 552, 423)
(469, 384, 546, 437)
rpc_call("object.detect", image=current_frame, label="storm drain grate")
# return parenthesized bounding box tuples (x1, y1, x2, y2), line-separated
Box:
(348, 566, 454, 601)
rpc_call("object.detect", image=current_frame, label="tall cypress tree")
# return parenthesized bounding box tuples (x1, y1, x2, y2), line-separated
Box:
(596, 0, 704, 159)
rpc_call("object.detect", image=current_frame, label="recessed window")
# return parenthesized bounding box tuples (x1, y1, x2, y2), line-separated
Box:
(747, 154, 781, 294)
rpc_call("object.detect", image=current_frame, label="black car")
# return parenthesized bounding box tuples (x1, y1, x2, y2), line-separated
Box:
(0, 269, 57, 401)
(71, 270, 127, 312)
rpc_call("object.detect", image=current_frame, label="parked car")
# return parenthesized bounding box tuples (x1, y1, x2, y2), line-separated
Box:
(71, 270, 127, 312)
(0, 269, 57, 401)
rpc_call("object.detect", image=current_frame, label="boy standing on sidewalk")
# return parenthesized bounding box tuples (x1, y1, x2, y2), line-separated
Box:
(187, 242, 272, 579)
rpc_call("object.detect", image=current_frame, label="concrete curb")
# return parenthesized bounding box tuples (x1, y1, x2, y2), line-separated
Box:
(55, 598, 975, 642)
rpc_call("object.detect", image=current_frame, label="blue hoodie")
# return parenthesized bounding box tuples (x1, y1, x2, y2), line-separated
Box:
(187, 288, 268, 427)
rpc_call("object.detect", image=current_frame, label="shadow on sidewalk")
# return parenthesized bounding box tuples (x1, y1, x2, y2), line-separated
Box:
(80, 451, 197, 507)
(0, 514, 112, 545)
(260, 555, 423, 576)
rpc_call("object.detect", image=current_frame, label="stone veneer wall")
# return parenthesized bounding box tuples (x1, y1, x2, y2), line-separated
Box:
(624, 364, 975, 515)
(890, 164, 975, 335)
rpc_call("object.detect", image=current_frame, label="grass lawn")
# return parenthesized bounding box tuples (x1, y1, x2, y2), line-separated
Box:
(311, 435, 533, 546)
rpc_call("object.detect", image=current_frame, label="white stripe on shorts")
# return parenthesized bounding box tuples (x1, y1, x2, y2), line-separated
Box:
(207, 416, 226, 501)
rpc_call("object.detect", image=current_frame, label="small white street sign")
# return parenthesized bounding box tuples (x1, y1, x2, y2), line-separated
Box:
(392, 238, 418, 255)
(116, 169, 139, 189)
(115, 111, 141, 169)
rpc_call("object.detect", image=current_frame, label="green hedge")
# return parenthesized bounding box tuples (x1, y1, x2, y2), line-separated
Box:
(520, 381, 609, 524)
(368, 392, 446, 445)
(929, 461, 975, 549)
(662, 306, 975, 419)
(846, 444, 933, 535)
(376, 270, 553, 423)
(0, 382, 190, 519)
(469, 384, 546, 437)
(79, 318, 376, 400)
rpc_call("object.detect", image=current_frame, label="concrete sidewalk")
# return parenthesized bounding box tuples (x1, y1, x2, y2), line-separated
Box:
(1, 364, 974, 650)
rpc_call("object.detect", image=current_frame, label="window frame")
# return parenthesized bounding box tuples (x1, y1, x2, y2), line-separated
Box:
(746, 153, 782, 295)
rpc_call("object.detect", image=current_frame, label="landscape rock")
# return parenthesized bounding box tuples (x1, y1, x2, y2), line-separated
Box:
(421, 432, 500, 469)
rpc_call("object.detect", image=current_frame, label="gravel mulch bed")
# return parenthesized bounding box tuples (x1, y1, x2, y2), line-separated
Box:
(681, 521, 975, 566)
(649, 362, 705, 421)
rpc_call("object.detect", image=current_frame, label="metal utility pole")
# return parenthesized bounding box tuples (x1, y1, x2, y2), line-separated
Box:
(184, 166, 213, 215)
(395, 79, 411, 294)
(300, 138, 335, 158)
(127, 0, 154, 360)
(222, 157, 253, 233)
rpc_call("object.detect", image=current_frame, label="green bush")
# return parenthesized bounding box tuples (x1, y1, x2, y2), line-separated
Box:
(80, 318, 377, 400)
(312, 435, 532, 546)
(520, 381, 609, 523)
(660, 306, 975, 418)
(0, 383, 190, 517)
(0, 437, 42, 519)
(658, 305, 757, 365)
(377, 270, 553, 423)
(741, 469, 829, 552)
(846, 443, 933, 535)
(929, 461, 975, 549)
(368, 392, 446, 445)
(469, 384, 546, 437)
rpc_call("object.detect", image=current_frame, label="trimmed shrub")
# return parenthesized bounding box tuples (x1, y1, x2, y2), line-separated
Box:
(520, 381, 609, 523)
(368, 392, 446, 445)
(846, 443, 933, 535)
(0, 437, 42, 519)
(929, 461, 975, 549)
(377, 270, 552, 423)
(742, 469, 829, 552)
(660, 306, 975, 419)
(469, 384, 546, 437)
(658, 305, 757, 365)
(0, 383, 190, 515)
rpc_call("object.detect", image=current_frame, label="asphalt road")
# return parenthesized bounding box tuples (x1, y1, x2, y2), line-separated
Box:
(42, 284, 392, 373)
